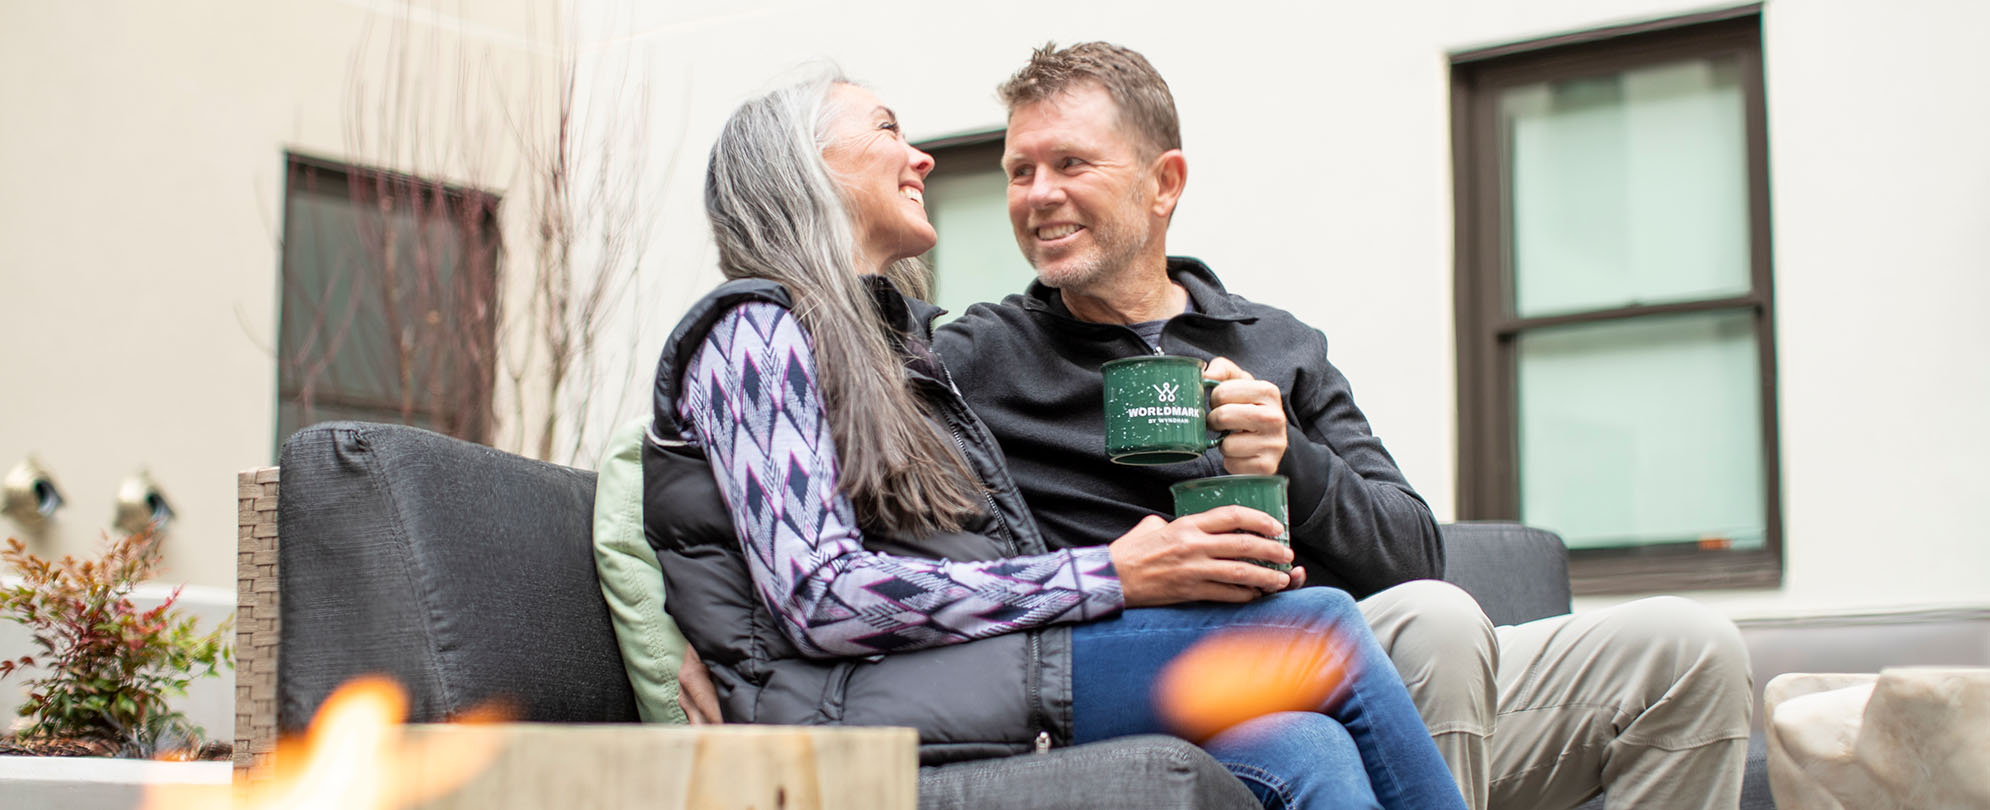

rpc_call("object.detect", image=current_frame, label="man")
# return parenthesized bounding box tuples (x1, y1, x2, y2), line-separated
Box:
(933, 42, 1753, 810)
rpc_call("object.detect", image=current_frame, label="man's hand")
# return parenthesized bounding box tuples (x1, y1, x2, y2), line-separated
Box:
(676, 646, 722, 724)
(1205, 357, 1287, 475)
(1109, 509, 1305, 607)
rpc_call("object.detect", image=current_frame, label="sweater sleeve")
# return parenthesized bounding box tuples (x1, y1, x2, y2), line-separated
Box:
(679, 301, 1121, 659)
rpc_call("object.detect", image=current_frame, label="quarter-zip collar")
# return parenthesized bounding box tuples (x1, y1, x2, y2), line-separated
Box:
(1018, 256, 1259, 329)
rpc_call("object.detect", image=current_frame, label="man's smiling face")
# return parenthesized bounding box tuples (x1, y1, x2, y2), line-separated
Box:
(1002, 83, 1163, 294)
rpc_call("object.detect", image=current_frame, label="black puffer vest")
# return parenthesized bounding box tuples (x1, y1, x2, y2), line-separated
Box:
(642, 277, 1074, 764)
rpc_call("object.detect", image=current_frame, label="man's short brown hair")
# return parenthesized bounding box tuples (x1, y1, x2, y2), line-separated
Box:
(997, 42, 1181, 157)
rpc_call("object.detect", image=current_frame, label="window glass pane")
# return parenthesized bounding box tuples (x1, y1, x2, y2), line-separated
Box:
(925, 167, 1034, 321)
(1503, 55, 1751, 317)
(277, 163, 495, 454)
(1516, 310, 1765, 551)
(281, 185, 400, 405)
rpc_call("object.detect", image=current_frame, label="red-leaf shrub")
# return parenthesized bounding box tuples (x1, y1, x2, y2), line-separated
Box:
(1, 530, 232, 757)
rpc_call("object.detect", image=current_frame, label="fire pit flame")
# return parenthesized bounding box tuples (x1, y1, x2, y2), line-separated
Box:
(143, 676, 505, 810)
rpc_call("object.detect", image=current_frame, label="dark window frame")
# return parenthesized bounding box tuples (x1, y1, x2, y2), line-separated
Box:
(916, 128, 1006, 155)
(276, 153, 502, 454)
(1451, 7, 1783, 594)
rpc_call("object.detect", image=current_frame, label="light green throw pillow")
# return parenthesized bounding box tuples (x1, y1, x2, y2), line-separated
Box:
(593, 417, 690, 724)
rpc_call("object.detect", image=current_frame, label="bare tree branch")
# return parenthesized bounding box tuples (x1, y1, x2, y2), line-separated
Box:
(281, 0, 657, 463)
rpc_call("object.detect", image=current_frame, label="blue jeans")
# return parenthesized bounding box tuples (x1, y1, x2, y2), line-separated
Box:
(1072, 588, 1466, 810)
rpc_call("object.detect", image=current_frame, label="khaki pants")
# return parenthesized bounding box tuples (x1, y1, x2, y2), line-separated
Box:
(1360, 581, 1753, 810)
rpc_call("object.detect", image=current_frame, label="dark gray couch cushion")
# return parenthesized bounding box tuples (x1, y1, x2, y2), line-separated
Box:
(277, 422, 639, 729)
(1438, 521, 1573, 627)
(919, 736, 1258, 810)
(273, 423, 1259, 809)
(278, 423, 1729, 808)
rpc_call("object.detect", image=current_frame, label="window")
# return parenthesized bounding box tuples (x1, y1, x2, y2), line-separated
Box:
(915, 132, 1036, 319)
(1452, 8, 1780, 593)
(276, 155, 500, 454)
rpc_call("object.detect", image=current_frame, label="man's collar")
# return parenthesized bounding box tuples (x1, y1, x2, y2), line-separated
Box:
(1021, 256, 1251, 323)
(1164, 257, 1249, 321)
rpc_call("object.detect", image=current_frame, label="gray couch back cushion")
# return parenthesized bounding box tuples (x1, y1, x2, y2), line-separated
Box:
(277, 422, 638, 730)
(1437, 522, 1572, 627)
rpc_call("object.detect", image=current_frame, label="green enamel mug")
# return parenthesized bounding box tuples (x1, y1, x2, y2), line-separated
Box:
(1101, 355, 1226, 465)
(1170, 474, 1292, 572)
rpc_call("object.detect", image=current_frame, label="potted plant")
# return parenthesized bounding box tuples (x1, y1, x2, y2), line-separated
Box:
(1, 528, 232, 760)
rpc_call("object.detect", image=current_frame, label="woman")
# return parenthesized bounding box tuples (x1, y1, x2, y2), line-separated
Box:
(642, 70, 1464, 810)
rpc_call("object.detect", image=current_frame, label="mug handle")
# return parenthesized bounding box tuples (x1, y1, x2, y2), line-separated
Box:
(1202, 378, 1230, 450)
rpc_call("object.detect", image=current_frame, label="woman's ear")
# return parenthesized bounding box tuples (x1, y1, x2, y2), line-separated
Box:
(1151, 149, 1188, 218)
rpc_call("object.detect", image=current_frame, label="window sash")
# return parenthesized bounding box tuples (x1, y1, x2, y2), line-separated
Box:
(1452, 10, 1782, 594)
(1515, 309, 1768, 553)
(1502, 53, 1755, 318)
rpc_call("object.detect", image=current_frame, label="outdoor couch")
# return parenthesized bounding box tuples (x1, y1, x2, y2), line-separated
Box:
(235, 421, 1769, 808)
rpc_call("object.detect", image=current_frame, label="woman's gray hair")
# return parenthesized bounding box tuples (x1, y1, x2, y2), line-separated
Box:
(703, 69, 982, 535)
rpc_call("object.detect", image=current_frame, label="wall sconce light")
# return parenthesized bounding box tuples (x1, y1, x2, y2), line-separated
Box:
(3, 457, 66, 526)
(113, 470, 174, 535)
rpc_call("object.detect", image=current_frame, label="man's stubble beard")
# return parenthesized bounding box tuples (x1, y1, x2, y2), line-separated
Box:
(1024, 192, 1152, 295)
(1029, 241, 1120, 294)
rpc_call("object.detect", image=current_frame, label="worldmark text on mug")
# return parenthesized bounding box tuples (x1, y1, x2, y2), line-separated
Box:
(1102, 355, 1226, 465)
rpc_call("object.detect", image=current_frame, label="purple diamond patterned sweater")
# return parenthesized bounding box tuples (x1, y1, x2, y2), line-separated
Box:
(677, 300, 1123, 659)
(647, 276, 1096, 760)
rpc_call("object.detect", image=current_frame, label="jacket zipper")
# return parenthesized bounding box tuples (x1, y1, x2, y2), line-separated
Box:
(1028, 631, 1047, 752)
(942, 415, 1016, 551)
(924, 365, 1014, 546)
(932, 378, 1050, 756)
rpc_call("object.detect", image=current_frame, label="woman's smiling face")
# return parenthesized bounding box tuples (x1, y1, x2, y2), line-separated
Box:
(820, 83, 937, 269)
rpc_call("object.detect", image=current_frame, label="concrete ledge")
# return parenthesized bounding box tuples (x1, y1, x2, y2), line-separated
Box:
(0, 756, 228, 810)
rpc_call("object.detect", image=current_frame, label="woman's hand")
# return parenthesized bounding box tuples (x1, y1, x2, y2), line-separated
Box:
(1109, 509, 1303, 607)
(1205, 357, 1288, 476)
(677, 647, 723, 724)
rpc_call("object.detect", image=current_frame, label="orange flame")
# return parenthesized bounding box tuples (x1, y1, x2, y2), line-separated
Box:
(1152, 626, 1359, 743)
(143, 677, 505, 810)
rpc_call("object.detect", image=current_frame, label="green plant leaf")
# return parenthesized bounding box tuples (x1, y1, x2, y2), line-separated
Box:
(0, 528, 228, 747)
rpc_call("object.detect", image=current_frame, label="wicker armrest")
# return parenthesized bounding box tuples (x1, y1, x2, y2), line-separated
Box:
(235, 467, 281, 780)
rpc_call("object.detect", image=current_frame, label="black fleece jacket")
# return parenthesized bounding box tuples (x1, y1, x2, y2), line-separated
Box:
(932, 257, 1443, 599)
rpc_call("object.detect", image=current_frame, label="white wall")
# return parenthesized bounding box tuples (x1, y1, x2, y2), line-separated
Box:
(1, 0, 1978, 616)
(580, 0, 1990, 620)
(1710, 0, 1990, 617)
(0, 0, 559, 588)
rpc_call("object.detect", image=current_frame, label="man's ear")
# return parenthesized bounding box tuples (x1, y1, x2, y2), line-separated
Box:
(1151, 148, 1188, 218)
